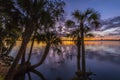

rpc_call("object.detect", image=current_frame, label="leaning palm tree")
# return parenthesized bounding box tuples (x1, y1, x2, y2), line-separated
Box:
(1, 0, 65, 79)
(66, 8, 100, 79)
(13, 31, 62, 80)
(31, 32, 62, 68)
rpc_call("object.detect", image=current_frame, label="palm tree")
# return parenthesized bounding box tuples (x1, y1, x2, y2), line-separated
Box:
(12, 31, 62, 80)
(0, 14, 22, 56)
(1, 0, 65, 80)
(5, 22, 22, 56)
(31, 32, 62, 68)
(66, 20, 82, 73)
(66, 8, 100, 79)
(65, 20, 75, 28)
(27, 30, 37, 62)
(26, 0, 65, 64)
(73, 9, 100, 79)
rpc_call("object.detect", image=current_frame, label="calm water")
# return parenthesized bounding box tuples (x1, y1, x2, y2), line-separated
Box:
(11, 41, 120, 80)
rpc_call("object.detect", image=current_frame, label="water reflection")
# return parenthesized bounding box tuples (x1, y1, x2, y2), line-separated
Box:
(11, 41, 120, 80)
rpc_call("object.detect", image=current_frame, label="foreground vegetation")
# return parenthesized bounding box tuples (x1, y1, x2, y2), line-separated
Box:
(0, 0, 100, 80)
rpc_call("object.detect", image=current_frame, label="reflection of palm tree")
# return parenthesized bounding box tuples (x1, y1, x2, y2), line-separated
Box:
(14, 68, 46, 80)
(72, 54, 94, 80)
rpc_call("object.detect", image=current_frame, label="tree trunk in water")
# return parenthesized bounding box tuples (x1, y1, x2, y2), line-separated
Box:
(19, 50, 26, 80)
(21, 50, 26, 64)
(31, 43, 50, 69)
(27, 30, 37, 62)
(81, 23, 86, 79)
(27, 38, 35, 62)
(5, 27, 34, 80)
(4, 40, 28, 80)
(77, 36, 81, 71)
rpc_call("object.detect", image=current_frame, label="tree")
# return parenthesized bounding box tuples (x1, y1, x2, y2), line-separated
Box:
(66, 8, 100, 79)
(0, 18, 22, 66)
(31, 32, 62, 68)
(0, 0, 65, 80)
(66, 20, 82, 72)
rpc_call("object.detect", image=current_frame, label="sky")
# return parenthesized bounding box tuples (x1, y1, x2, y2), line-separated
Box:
(64, 0, 120, 38)
(65, 0, 120, 19)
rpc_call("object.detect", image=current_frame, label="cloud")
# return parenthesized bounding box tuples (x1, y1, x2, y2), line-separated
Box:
(91, 27, 120, 37)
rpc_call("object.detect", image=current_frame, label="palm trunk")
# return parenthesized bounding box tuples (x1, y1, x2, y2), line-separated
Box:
(27, 38, 35, 62)
(81, 23, 86, 79)
(19, 47, 26, 80)
(4, 40, 28, 80)
(31, 43, 50, 69)
(27, 30, 37, 62)
(5, 27, 34, 80)
(77, 36, 81, 71)
(21, 50, 26, 64)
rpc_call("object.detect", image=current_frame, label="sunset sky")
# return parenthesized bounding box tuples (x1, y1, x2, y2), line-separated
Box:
(64, 0, 120, 39)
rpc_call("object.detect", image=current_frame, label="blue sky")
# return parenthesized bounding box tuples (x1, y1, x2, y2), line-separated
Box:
(64, 0, 120, 38)
(65, 0, 120, 19)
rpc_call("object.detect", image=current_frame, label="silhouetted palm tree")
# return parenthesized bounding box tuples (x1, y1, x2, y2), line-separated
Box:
(1, 0, 65, 80)
(66, 9, 100, 79)
(66, 20, 82, 73)
(12, 32, 62, 80)
(31, 32, 62, 68)
(72, 9, 100, 79)
(0, 14, 22, 56)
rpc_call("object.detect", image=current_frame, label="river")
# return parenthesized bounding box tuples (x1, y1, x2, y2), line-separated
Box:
(10, 41, 120, 80)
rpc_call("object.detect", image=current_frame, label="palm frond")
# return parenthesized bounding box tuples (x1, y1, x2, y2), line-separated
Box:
(84, 26, 91, 33)
(69, 28, 80, 40)
(35, 32, 62, 46)
(72, 10, 83, 22)
(88, 11, 100, 22)
(65, 20, 75, 27)
(84, 8, 94, 16)
(92, 20, 101, 28)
